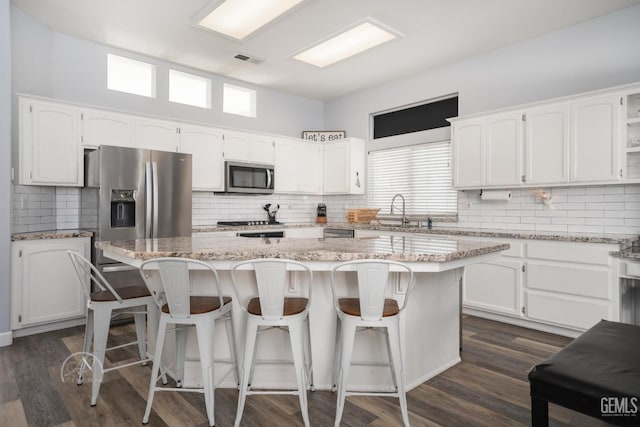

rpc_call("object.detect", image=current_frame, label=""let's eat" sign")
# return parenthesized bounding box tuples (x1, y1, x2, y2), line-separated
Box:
(301, 130, 346, 142)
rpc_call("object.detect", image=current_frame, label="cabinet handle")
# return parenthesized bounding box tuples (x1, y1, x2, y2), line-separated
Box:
(355, 172, 361, 188)
(521, 264, 526, 272)
(18, 314, 22, 323)
(521, 175, 526, 183)
(18, 250, 22, 257)
(620, 168, 624, 178)
(521, 306, 526, 315)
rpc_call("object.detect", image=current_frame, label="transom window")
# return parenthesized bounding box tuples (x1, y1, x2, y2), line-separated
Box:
(169, 69, 211, 109)
(223, 83, 257, 118)
(107, 54, 156, 98)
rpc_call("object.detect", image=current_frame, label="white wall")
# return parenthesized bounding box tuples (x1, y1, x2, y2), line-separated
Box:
(326, 4, 640, 235)
(1, 0, 13, 336)
(10, 7, 324, 138)
(324, 4, 640, 139)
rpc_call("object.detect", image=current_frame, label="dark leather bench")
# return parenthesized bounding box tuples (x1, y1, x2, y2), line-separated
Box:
(528, 320, 640, 426)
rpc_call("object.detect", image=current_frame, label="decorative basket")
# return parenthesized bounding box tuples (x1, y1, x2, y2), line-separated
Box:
(346, 208, 381, 224)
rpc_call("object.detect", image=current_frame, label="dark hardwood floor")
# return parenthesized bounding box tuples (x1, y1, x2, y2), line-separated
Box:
(0, 316, 609, 427)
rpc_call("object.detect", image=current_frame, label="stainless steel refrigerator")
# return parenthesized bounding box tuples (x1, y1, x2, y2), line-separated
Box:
(82, 145, 192, 277)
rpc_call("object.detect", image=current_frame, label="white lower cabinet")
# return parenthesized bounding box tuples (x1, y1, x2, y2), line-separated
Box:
(460, 236, 619, 336)
(463, 258, 522, 317)
(11, 237, 90, 330)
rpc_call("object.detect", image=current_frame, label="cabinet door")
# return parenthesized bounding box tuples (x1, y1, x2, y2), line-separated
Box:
(274, 140, 301, 193)
(570, 94, 621, 183)
(525, 103, 569, 184)
(303, 144, 323, 194)
(463, 258, 522, 317)
(275, 140, 323, 194)
(323, 141, 349, 194)
(82, 108, 133, 148)
(485, 112, 522, 186)
(525, 290, 610, 331)
(452, 119, 484, 188)
(134, 117, 178, 152)
(249, 136, 275, 165)
(20, 99, 82, 186)
(179, 125, 225, 191)
(347, 138, 365, 194)
(11, 238, 89, 329)
(223, 131, 253, 162)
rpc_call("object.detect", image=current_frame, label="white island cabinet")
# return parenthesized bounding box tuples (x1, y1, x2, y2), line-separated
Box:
(11, 236, 91, 335)
(98, 234, 506, 391)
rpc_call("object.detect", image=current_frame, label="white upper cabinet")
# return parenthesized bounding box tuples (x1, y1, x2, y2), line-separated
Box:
(18, 98, 83, 186)
(274, 139, 322, 194)
(223, 131, 275, 165)
(81, 108, 133, 148)
(452, 112, 522, 188)
(452, 119, 484, 188)
(485, 112, 523, 187)
(451, 85, 633, 189)
(524, 103, 570, 185)
(178, 124, 225, 191)
(323, 138, 365, 195)
(569, 93, 621, 183)
(133, 117, 179, 152)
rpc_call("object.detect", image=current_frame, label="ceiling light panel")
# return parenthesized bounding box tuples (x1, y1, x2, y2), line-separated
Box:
(198, 0, 304, 40)
(294, 21, 398, 68)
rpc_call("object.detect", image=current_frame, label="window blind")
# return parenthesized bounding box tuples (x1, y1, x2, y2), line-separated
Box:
(367, 141, 457, 216)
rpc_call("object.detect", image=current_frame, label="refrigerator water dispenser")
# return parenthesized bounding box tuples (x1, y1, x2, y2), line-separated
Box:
(110, 189, 135, 228)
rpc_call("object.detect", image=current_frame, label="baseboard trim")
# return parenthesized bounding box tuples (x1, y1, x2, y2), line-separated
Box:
(463, 308, 582, 338)
(12, 317, 86, 339)
(0, 330, 13, 347)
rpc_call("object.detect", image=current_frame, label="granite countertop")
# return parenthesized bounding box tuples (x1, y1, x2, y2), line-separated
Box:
(97, 234, 509, 263)
(192, 223, 639, 245)
(11, 230, 93, 241)
(610, 247, 640, 260)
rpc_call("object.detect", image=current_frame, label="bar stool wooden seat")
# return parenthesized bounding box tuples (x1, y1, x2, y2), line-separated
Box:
(330, 259, 414, 427)
(67, 251, 158, 407)
(231, 258, 314, 427)
(139, 258, 238, 427)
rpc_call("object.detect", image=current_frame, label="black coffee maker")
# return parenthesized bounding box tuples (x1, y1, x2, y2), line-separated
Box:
(263, 203, 280, 224)
(316, 203, 327, 224)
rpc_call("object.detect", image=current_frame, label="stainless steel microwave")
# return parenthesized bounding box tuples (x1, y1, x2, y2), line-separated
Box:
(225, 161, 275, 194)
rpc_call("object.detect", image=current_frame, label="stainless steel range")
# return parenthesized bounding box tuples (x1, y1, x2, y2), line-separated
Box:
(217, 220, 284, 238)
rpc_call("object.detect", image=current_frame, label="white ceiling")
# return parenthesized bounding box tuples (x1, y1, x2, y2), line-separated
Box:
(10, 0, 640, 101)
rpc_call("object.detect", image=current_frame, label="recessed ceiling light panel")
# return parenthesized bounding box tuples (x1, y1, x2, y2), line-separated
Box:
(197, 0, 304, 40)
(294, 20, 399, 68)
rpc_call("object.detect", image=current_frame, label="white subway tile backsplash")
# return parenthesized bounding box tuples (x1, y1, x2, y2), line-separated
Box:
(567, 210, 604, 218)
(11, 182, 640, 236)
(535, 224, 569, 232)
(457, 184, 640, 234)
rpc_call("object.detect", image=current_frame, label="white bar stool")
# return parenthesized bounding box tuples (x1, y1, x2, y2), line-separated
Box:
(330, 259, 415, 427)
(231, 258, 314, 427)
(67, 251, 159, 407)
(139, 258, 238, 427)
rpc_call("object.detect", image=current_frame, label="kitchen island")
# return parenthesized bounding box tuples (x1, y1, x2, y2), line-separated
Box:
(98, 234, 508, 391)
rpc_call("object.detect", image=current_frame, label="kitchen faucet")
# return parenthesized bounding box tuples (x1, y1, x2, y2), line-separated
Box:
(390, 193, 409, 226)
